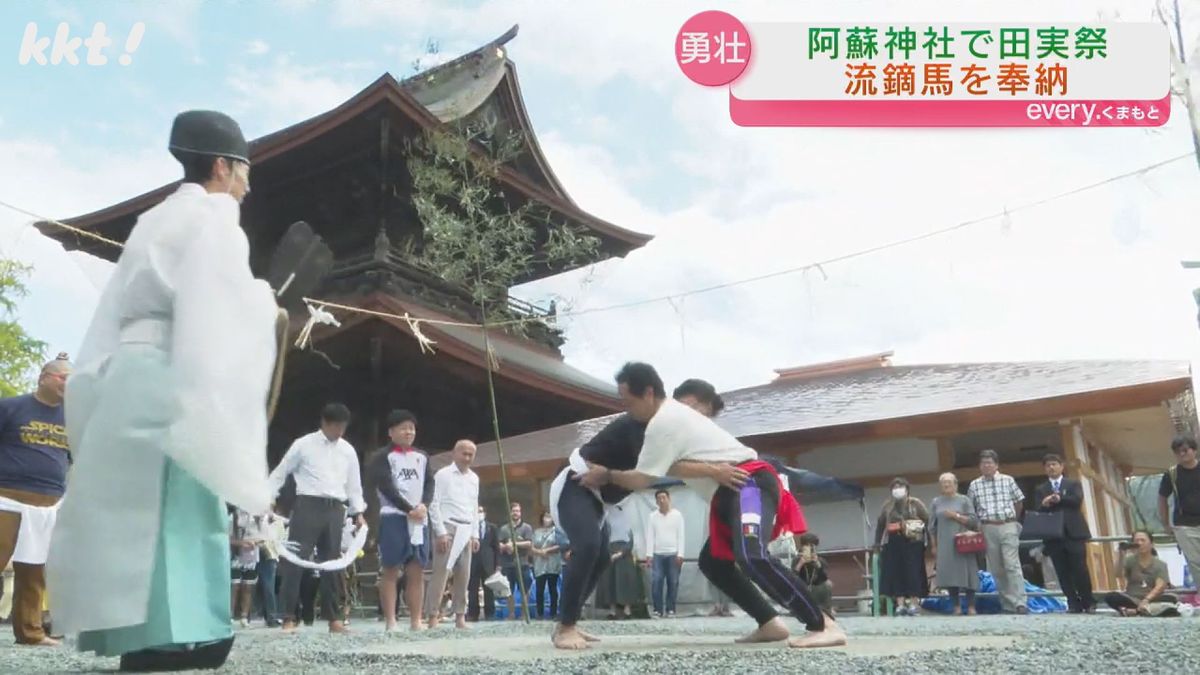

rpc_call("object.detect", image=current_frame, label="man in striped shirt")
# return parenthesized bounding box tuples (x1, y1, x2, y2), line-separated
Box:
(966, 449, 1028, 613)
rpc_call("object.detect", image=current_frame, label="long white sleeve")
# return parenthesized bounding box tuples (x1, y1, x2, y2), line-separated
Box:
(645, 515, 657, 557)
(164, 194, 277, 513)
(673, 510, 685, 556)
(267, 438, 303, 499)
(429, 469, 448, 537)
(344, 444, 366, 514)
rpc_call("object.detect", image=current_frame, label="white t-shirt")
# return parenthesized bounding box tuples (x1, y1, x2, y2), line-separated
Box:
(634, 399, 756, 501)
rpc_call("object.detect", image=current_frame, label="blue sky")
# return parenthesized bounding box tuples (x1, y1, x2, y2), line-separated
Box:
(1, 0, 699, 210)
(1, 0, 1199, 391)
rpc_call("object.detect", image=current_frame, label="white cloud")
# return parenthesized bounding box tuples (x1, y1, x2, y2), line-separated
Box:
(225, 61, 365, 129)
(0, 137, 174, 357)
(247, 39, 270, 56)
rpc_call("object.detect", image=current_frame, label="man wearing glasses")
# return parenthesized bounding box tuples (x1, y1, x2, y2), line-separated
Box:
(0, 353, 71, 647)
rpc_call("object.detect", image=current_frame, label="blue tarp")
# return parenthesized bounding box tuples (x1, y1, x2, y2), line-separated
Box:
(763, 454, 866, 505)
(921, 571, 1067, 614)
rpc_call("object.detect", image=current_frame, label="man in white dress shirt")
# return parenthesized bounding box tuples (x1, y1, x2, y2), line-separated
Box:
(424, 440, 481, 629)
(268, 403, 366, 634)
(645, 489, 686, 618)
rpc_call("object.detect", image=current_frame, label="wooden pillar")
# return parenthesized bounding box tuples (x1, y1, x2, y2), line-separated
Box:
(936, 437, 955, 472)
(1062, 420, 1114, 590)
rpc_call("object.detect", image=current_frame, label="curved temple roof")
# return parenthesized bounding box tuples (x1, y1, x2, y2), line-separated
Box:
(35, 25, 651, 261)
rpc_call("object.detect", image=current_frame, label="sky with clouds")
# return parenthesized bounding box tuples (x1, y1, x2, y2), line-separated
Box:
(1, 0, 1199, 393)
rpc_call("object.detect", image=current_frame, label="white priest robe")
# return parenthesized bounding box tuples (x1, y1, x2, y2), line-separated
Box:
(47, 183, 278, 636)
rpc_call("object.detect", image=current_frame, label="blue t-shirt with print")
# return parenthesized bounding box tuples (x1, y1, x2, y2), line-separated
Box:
(0, 394, 69, 497)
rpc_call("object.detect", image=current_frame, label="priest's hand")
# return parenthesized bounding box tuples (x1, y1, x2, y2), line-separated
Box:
(354, 514, 366, 531)
(410, 504, 428, 521)
(437, 534, 451, 554)
(471, 538, 480, 553)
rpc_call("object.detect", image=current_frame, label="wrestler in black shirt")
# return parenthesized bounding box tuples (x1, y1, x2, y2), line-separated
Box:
(578, 414, 647, 505)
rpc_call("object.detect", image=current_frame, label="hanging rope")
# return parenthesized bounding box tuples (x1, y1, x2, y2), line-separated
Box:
(1, 149, 1194, 350)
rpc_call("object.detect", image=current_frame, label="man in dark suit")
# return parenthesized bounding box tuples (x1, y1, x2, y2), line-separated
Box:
(467, 505, 500, 621)
(1033, 453, 1094, 613)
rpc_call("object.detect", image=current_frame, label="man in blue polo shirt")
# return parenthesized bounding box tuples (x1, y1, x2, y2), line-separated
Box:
(0, 353, 71, 646)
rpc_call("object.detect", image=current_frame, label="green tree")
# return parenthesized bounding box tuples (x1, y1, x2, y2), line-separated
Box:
(406, 120, 600, 326)
(0, 259, 46, 397)
(406, 118, 599, 623)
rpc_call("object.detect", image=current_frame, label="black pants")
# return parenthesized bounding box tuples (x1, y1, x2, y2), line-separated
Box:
(1044, 538, 1094, 611)
(278, 496, 346, 623)
(556, 476, 612, 626)
(467, 565, 496, 620)
(1104, 591, 1178, 612)
(298, 570, 319, 625)
(698, 468, 827, 633)
(536, 573, 560, 618)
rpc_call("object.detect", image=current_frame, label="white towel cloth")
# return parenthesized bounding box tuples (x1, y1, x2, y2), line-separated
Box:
(0, 495, 60, 564)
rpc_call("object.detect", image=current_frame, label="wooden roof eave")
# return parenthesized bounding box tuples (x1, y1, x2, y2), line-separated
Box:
(499, 61, 573, 206)
(38, 74, 651, 254)
(301, 298, 620, 412)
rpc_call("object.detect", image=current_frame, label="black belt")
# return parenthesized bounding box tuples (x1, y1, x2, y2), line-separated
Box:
(449, 519, 472, 525)
(297, 495, 345, 505)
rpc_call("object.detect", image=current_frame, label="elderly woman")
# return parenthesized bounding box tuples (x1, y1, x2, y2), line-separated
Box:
(874, 477, 930, 615)
(929, 472, 980, 615)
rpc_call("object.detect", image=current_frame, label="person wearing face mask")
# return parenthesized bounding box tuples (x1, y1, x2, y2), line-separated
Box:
(47, 110, 278, 671)
(531, 511, 564, 619)
(873, 478, 930, 616)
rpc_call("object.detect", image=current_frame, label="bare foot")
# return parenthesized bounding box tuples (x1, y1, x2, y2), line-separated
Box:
(787, 623, 847, 649)
(328, 620, 349, 634)
(384, 621, 398, 633)
(27, 637, 60, 647)
(410, 622, 426, 632)
(577, 628, 601, 643)
(734, 617, 789, 643)
(427, 615, 441, 629)
(455, 616, 469, 630)
(281, 620, 299, 634)
(552, 625, 591, 650)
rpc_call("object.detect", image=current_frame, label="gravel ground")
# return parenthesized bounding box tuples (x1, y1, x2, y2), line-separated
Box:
(3, 613, 1197, 674)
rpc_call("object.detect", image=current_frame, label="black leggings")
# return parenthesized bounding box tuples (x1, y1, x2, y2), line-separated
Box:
(947, 587, 976, 607)
(536, 574, 560, 617)
(556, 476, 611, 626)
(697, 468, 828, 633)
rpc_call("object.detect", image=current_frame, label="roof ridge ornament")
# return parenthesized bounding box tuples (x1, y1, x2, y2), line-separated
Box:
(773, 351, 895, 382)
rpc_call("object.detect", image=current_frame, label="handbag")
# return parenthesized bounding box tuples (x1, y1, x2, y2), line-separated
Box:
(903, 518, 925, 540)
(1022, 510, 1065, 540)
(483, 569, 511, 599)
(954, 531, 986, 554)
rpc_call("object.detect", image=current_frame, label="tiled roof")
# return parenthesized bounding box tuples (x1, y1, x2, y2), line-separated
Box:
(459, 359, 1192, 469)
